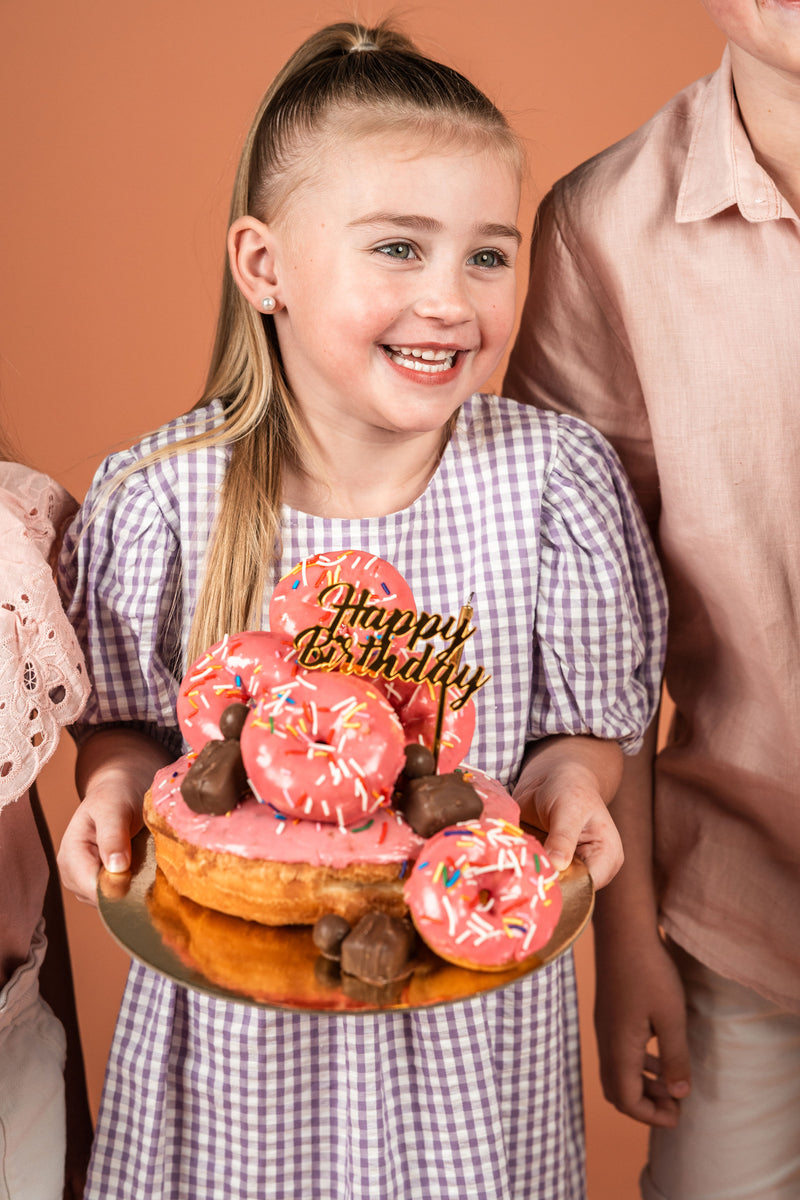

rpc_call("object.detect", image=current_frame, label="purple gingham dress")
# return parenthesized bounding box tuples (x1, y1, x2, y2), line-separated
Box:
(62, 394, 666, 1200)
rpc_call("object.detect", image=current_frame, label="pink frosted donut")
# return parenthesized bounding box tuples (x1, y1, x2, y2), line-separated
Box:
(404, 817, 563, 971)
(376, 661, 476, 773)
(177, 631, 298, 751)
(269, 551, 416, 655)
(240, 669, 406, 826)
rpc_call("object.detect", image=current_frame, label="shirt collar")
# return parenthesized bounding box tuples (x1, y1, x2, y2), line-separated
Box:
(676, 45, 792, 224)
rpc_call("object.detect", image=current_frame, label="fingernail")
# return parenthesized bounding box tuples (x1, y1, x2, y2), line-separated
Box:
(107, 853, 129, 874)
(669, 1081, 690, 1098)
(550, 853, 570, 872)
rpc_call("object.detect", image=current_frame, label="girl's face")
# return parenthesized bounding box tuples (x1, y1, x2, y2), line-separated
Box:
(266, 133, 521, 441)
(701, 0, 800, 74)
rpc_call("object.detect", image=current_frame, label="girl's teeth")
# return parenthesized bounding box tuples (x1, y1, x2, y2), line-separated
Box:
(387, 346, 456, 373)
(394, 346, 452, 360)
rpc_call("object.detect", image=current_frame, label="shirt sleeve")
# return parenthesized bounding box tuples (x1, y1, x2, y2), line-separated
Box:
(504, 185, 661, 530)
(58, 449, 184, 756)
(530, 415, 667, 754)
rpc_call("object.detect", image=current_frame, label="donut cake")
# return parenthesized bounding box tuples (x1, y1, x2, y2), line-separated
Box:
(144, 736, 519, 926)
(143, 550, 563, 970)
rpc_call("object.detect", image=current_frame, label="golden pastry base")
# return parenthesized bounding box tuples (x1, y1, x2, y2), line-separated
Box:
(98, 828, 593, 1013)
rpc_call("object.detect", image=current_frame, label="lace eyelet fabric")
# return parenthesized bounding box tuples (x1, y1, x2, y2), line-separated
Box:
(0, 468, 90, 808)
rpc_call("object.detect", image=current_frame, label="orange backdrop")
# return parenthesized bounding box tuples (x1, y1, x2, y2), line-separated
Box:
(2, 3, 722, 1196)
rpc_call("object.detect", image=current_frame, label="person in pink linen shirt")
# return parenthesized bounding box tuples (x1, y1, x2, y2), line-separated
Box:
(0, 444, 92, 1199)
(504, 2, 800, 1198)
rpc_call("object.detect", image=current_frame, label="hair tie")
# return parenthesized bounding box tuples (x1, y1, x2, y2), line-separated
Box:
(349, 40, 378, 53)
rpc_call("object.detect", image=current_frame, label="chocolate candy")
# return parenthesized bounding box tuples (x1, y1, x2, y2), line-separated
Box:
(396, 771, 483, 838)
(312, 913, 352, 961)
(219, 701, 249, 741)
(340, 911, 416, 986)
(181, 738, 248, 815)
(392, 742, 435, 808)
(402, 743, 436, 779)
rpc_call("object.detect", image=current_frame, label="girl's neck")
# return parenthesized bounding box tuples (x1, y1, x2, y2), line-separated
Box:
(731, 44, 800, 215)
(281, 420, 450, 519)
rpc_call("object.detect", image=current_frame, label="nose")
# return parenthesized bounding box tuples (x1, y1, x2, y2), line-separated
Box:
(412, 267, 475, 325)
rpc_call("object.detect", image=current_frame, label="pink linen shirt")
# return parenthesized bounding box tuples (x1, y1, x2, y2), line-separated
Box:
(0, 464, 88, 989)
(505, 48, 800, 1012)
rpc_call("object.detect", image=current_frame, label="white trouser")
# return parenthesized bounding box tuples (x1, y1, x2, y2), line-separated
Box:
(0, 922, 66, 1200)
(641, 941, 800, 1200)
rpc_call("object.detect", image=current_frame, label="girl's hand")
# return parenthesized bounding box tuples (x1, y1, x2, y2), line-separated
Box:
(512, 736, 624, 888)
(57, 784, 144, 905)
(57, 728, 173, 906)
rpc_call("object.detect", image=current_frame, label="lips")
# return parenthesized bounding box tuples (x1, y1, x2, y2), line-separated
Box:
(384, 345, 458, 375)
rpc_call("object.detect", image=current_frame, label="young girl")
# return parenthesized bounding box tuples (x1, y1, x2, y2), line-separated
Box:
(58, 22, 666, 1200)
(0, 441, 92, 1199)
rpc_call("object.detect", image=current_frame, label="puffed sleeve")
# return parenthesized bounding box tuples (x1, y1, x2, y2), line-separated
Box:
(530, 415, 667, 753)
(59, 447, 184, 756)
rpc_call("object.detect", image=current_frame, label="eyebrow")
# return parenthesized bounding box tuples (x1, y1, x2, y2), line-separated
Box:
(348, 212, 523, 245)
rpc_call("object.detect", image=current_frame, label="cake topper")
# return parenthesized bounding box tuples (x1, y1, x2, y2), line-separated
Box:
(291, 582, 489, 714)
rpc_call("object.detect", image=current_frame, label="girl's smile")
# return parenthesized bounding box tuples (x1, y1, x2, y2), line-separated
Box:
(383, 344, 463, 382)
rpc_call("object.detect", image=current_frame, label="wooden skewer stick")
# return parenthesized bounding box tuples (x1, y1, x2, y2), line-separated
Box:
(432, 597, 474, 770)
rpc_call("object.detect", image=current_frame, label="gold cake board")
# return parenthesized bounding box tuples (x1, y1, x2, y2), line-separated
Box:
(98, 826, 593, 1014)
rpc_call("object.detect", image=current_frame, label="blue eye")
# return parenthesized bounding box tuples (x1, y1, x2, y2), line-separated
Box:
(378, 242, 416, 260)
(469, 249, 508, 268)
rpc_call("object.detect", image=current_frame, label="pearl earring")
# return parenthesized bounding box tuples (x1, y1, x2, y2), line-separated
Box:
(261, 296, 276, 311)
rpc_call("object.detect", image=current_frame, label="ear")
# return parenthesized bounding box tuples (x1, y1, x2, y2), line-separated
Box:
(227, 216, 281, 311)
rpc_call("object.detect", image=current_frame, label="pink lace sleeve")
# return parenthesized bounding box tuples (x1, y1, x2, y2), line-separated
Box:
(0, 466, 90, 808)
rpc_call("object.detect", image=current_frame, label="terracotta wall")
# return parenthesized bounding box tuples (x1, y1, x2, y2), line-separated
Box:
(2, 3, 722, 1196)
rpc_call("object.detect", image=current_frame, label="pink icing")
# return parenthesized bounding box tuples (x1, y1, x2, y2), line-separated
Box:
(403, 817, 563, 968)
(240, 671, 406, 824)
(373, 654, 476, 774)
(176, 631, 298, 751)
(269, 550, 417, 651)
(149, 756, 518, 870)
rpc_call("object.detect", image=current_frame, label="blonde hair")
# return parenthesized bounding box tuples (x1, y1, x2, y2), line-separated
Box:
(140, 21, 523, 667)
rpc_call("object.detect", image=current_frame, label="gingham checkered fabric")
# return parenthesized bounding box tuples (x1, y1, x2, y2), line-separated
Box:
(62, 394, 666, 1200)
